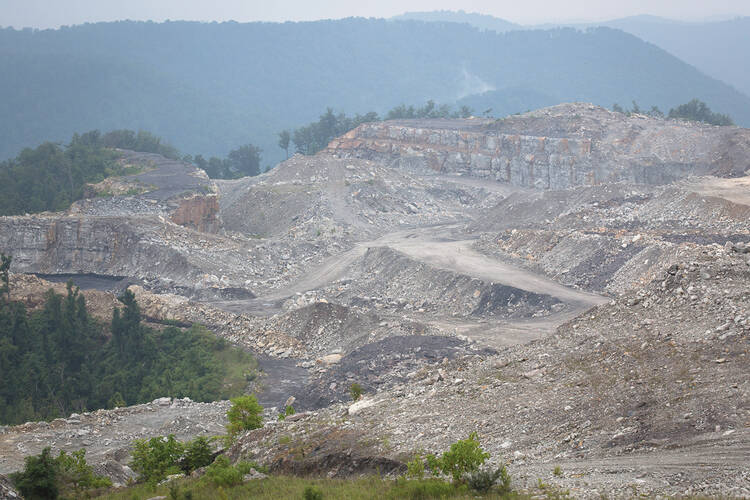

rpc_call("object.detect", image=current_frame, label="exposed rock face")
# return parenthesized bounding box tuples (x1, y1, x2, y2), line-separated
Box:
(170, 194, 220, 233)
(328, 103, 750, 189)
(0, 215, 189, 279)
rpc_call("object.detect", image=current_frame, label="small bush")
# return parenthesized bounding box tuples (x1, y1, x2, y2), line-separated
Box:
(202, 456, 268, 488)
(278, 404, 296, 421)
(349, 383, 363, 401)
(204, 456, 243, 487)
(236, 460, 268, 475)
(303, 485, 323, 500)
(226, 395, 264, 441)
(11, 447, 59, 500)
(466, 465, 511, 493)
(553, 465, 562, 477)
(427, 432, 489, 483)
(130, 435, 185, 484)
(406, 454, 425, 480)
(181, 437, 213, 473)
(11, 447, 111, 499)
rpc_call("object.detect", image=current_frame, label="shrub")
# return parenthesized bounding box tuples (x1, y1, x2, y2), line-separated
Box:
(349, 383, 363, 401)
(422, 432, 490, 484)
(55, 449, 111, 492)
(11, 447, 111, 499)
(278, 404, 295, 421)
(181, 437, 213, 473)
(226, 395, 263, 440)
(406, 454, 426, 480)
(11, 447, 59, 500)
(201, 456, 267, 487)
(466, 465, 511, 493)
(204, 456, 243, 487)
(303, 485, 323, 500)
(130, 435, 185, 484)
(236, 460, 267, 475)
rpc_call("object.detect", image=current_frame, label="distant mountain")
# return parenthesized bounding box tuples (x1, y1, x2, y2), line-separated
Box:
(401, 10, 750, 98)
(1, 19, 749, 166)
(592, 16, 750, 97)
(392, 10, 520, 32)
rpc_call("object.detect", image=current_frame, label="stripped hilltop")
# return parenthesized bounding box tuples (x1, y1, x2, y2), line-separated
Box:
(1, 104, 749, 497)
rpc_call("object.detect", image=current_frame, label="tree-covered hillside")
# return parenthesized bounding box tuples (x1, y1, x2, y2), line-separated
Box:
(0, 265, 256, 425)
(2, 19, 749, 167)
(0, 129, 177, 216)
(400, 11, 750, 99)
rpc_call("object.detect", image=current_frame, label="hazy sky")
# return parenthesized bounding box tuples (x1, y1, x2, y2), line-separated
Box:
(2, 0, 749, 29)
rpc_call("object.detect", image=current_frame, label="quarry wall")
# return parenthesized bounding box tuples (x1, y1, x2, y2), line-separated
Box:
(328, 121, 718, 189)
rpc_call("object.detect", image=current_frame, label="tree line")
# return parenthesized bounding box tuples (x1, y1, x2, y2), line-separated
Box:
(277, 100, 474, 158)
(1, 97, 733, 218)
(0, 128, 269, 216)
(0, 255, 255, 425)
(612, 98, 734, 126)
(0, 129, 181, 216)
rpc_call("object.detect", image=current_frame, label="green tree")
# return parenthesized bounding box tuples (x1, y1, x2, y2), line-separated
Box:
(425, 432, 490, 484)
(226, 395, 263, 440)
(226, 144, 262, 177)
(649, 105, 664, 118)
(0, 283, 254, 425)
(107, 392, 126, 409)
(130, 435, 185, 484)
(55, 449, 111, 493)
(11, 447, 59, 500)
(181, 436, 214, 473)
(278, 130, 291, 159)
(0, 128, 180, 216)
(0, 253, 10, 302)
(668, 98, 734, 126)
(111, 289, 144, 361)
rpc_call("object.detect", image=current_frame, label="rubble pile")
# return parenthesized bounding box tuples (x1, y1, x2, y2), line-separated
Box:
(231, 248, 750, 497)
(0, 398, 229, 486)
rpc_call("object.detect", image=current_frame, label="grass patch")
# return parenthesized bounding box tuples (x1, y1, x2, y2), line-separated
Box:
(212, 338, 259, 397)
(92, 474, 529, 499)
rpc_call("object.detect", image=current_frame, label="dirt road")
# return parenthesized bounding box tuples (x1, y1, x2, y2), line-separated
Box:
(216, 225, 607, 348)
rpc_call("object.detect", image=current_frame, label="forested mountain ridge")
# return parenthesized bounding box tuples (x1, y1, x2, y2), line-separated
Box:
(2, 18, 749, 166)
(397, 11, 750, 98)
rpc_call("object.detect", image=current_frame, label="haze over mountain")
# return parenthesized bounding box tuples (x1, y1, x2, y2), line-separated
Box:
(398, 11, 750, 98)
(2, 18, 750, 165)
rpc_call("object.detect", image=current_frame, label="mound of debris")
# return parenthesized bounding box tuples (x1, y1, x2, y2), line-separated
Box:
(227, 248, 750, 497)
(319, 246, 563, 319)
(0, 398, 228, 486)
(472, 181, 750, 294)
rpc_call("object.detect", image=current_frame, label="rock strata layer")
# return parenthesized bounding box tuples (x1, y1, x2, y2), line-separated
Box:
(328, 103, 750, 189)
